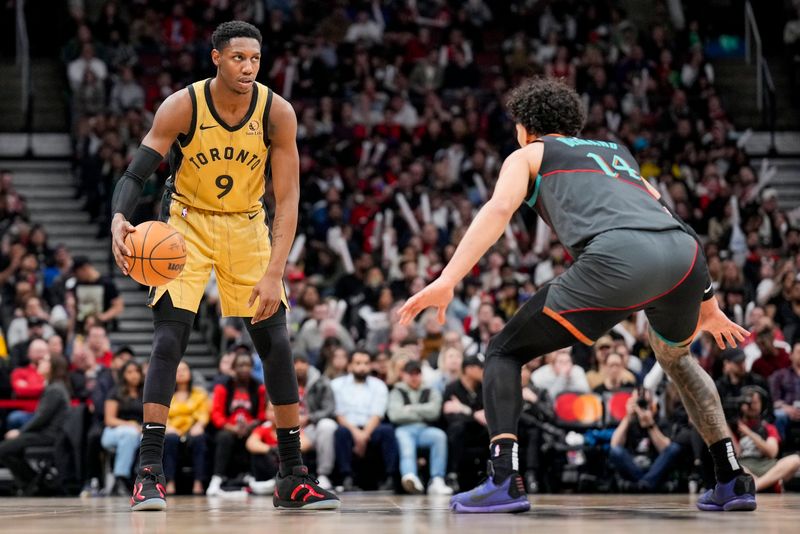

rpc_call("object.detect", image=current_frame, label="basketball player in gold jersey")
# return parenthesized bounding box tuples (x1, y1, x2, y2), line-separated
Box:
(110, 21, 339, 511)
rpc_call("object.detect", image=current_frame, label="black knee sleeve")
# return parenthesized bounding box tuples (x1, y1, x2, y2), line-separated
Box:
(483, 286, 578, 437)
(245, 305, 299, 406)
(143, 294, 194, 406)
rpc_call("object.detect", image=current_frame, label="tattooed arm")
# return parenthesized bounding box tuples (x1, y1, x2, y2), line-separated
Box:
(247, 94, 299, 323)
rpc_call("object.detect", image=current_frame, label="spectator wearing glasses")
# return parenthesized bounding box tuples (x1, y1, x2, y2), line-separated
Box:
(587, 336, 636, 390)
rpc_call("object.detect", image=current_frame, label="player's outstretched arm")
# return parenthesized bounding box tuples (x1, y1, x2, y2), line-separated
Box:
(249, 94, 299, 323)
(399, 144, 542, 325)
(110, 90, 192, 274)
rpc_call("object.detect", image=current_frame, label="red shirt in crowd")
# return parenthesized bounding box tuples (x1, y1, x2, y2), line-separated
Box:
(10, 365, 45, 399)
(734, 420, 780, 460)
(97, 350, 113, 368)
(210, 382, 266, 429)
(751, 348, 791, 379)
(251, 421, 279, 447)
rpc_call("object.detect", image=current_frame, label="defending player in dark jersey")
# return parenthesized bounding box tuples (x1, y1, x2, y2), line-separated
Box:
(110, 21, 338, 511)
(399, 79, 755, 513)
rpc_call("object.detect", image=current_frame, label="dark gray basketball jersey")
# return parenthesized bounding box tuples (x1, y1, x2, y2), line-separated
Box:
(524, 135, 683, 258)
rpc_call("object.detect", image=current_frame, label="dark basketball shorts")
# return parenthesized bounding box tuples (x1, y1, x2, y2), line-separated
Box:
(487, 227, 706, 362)
(538, 228, 706, 346)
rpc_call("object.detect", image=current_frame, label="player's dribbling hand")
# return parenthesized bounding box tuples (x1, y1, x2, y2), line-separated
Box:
(249, 273, 283, 324)
(697, 297, 749, 349)
(111, 213, 136, 275)
(398, 278, 454, 326)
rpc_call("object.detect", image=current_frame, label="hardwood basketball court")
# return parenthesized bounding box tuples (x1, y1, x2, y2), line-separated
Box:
(1, 494, 797, 533)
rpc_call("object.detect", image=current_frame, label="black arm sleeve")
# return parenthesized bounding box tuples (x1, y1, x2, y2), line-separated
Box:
(111, 145, 164, 220)
(658, 197, 715, 301)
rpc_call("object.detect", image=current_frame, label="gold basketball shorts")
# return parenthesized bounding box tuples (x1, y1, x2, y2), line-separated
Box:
(147, 197, 288, 317)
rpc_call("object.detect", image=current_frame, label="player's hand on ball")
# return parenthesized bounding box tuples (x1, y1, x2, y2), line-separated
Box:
(249, 273, 283, 324)
(111, 213, 136, 275)
(398, 278, 454, 326)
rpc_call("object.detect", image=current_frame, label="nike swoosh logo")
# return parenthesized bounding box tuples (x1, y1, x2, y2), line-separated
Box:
(704, 283, 713, 294)
(469, 488, 497, 502)
(248, 212, 260, 220)
(199, 124, 217, 130)
(289, 428, 300, 434)
(144, 424, 166, 430)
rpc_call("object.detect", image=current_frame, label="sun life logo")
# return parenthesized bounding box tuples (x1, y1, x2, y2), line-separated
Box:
(247, 119, 261, 135)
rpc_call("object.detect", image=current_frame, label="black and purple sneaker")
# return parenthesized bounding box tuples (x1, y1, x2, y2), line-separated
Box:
(697, 473, 757, 512)
(450, 469, 530, 514)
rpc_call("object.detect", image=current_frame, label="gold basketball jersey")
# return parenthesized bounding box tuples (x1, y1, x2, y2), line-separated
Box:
(167, 78, 273, 213)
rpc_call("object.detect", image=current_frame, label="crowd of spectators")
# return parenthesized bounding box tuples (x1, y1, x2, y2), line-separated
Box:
(0, 0, 799, 496)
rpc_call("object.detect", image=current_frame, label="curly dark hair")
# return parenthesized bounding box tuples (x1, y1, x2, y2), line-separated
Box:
(506, 78, 586, 137)
(211, 21, 263, 50)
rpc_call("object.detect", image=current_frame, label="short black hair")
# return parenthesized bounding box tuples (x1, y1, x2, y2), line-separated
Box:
(211, 21, 262, 51)
(506, 78, 586, 137)
(349, 350, 373, 363)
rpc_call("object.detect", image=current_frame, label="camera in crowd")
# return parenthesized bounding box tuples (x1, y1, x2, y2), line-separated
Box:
(636, 386, 649, 410)
(723, 385, 769, 428)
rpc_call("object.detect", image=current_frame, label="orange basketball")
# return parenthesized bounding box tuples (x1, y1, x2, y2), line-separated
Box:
(123, 221, 186, 287)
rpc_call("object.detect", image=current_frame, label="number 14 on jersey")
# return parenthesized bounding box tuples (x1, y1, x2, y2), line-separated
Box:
(586, 152, 642, 181)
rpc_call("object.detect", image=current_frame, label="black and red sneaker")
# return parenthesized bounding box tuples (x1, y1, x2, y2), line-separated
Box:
(130, 466, 167, 512)
(273, 466, 341, 510)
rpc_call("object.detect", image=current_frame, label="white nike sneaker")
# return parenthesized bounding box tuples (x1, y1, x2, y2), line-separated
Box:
(428, 477, 454, 496)
(401, 474, 424, 494)
(206, 475, 224, 496)
(248, 478, 276, 495)
(317, 475, 333, 490)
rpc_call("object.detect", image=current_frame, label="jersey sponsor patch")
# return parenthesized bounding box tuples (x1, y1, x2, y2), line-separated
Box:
(246, 119, 262, 135)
